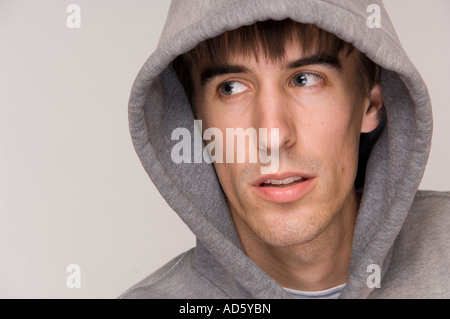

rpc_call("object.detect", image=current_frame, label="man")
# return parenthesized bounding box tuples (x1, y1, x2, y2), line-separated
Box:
(121, 0, 449, 299)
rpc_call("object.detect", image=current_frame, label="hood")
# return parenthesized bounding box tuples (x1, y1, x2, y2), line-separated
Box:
(128, 0, 432, 298)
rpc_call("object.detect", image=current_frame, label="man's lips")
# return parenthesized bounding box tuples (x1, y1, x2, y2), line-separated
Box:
(251, 173, 315, 203)
(252, 172, 315, 187)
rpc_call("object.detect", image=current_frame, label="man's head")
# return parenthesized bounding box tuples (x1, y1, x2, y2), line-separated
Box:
(172, 19, 383, 249)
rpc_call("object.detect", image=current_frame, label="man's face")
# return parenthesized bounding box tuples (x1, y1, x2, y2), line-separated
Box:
(192, 39, 380, 248)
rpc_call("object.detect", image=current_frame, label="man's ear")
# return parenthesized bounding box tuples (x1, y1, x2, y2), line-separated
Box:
(361, 84, 383, 133)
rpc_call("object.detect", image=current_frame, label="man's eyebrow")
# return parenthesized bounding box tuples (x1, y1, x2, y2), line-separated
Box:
(286, 54, 342, 70)
(199, 54, 342, 86)
(200, 65, 250, 86)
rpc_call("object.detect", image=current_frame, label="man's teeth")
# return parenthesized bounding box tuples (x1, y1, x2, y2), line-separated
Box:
(263, 177, 305, 185)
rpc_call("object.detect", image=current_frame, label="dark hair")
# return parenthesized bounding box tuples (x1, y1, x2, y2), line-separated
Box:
(173, 19, 380, 104)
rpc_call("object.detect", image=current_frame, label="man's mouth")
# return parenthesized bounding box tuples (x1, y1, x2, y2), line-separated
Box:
(260, 176, 308, 187)
(252, 173, 315, 203)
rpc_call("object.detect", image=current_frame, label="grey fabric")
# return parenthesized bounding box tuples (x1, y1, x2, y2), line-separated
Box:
(121, 0, 449, 298)
(368, 191, 450, 298)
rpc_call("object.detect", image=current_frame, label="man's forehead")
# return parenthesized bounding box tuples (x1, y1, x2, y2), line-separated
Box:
(204, 38, 315, 68)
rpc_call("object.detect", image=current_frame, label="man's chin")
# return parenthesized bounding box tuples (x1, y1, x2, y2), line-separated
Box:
(245, 209, 329, 248)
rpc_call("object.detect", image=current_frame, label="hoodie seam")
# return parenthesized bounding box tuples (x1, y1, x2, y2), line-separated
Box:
(415, 194, 450, 199)
(416, 194, 450, 199)
(191, 260, 233, 298)
(120, 251, 189, 298)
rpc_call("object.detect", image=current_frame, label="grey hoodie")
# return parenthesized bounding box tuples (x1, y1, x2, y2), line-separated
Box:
(120, 0, 450, 299)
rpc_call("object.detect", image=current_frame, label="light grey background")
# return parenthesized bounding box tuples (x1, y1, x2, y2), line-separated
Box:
(0, 0, 449, 298)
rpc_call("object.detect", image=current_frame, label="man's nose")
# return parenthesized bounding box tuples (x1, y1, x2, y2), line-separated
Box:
(253, 85, 297, 152)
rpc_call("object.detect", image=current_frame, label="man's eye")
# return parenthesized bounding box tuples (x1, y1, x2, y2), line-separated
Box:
(219, 81, 249, 96)
(290, 73, 323, 87)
